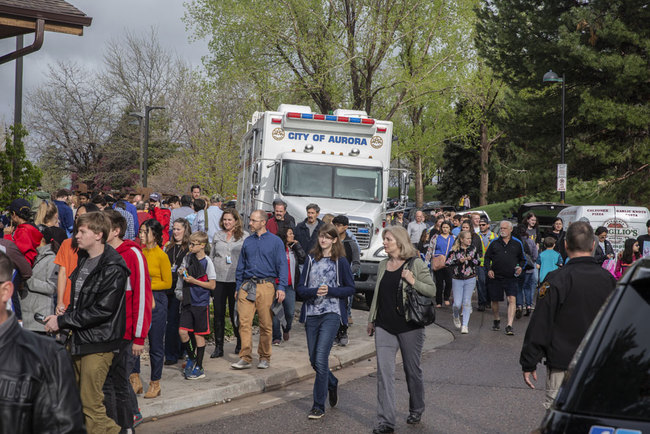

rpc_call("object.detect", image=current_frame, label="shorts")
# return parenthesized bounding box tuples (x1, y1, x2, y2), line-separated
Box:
(487, 279, 518, 302)
(179, 305, 210, 335)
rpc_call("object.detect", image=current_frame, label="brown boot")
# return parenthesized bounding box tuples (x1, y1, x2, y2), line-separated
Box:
(144, 380, 161, 399)
(129, 373, 143, 394)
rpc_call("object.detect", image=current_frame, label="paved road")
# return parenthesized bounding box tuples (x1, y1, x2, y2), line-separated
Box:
(140, 304, 547, 433)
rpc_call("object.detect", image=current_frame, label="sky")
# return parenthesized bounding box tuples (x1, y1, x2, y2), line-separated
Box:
(0, 0, 209, 126)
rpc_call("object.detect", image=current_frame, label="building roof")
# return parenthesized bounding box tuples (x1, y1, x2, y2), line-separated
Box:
(0, 0, 92, 39)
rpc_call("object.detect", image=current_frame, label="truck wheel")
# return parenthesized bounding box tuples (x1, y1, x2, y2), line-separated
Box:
(365, 291, 374, 308)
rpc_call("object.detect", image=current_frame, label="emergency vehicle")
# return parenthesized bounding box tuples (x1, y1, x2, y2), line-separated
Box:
(237, 104, 409, 302)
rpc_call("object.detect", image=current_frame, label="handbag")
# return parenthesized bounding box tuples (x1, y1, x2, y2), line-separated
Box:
(401, 258, 436, 326)
(432, 254, 446, 271)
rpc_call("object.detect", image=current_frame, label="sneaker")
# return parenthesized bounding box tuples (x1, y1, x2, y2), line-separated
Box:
(338, 333, 349, 346)
(492, 319, 501, 331)
(272, 339, 281, 346)
(308, 408, 324, 419)
(406, 413, 421, 424)
(476, 304, 486, 312)
(332, 336, 341, 346)
(283, 330, 290, 341)
(257, 359, 270, 369)
(231, 359, 252, 370)
(525, 306, 531, 316)
(183, 359, 196, 378)
(328, 385, 338, 407)
(133, 410, 143, 427)
(186, 365, 205, 380)
(348, 316, 354, 325)
(461, 325, 469, 334)
(515, 307, 523, 319)
(453, 316, 461, 330)
(505, 325, 514, 335)
(164, 359, 177, 365)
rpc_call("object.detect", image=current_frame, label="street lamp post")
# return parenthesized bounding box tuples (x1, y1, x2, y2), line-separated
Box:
(543, 70, 566, 203)
(129, 105, 165, 188)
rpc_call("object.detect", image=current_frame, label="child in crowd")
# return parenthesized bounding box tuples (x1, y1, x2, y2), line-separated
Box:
(536, 237, 563, 285)
(177, 231, 216, 380)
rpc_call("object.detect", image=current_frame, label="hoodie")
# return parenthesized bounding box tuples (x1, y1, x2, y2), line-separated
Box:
(116, 240, 153, 345)
(4, 223, 43, 266)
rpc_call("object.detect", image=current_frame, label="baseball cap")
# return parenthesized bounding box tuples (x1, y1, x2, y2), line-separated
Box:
(210, 194, 224, 203)
(149, 193, 162, 202)
(479, 216, 489, 224)
(332, 215, 349, 226)
(9, 198, 32, 218)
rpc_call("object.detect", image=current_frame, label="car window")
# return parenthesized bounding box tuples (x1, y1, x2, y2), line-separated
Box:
(572, 279, 650, 421)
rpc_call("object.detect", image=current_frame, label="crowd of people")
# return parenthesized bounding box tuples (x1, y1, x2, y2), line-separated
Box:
(1, 185, 647, 433)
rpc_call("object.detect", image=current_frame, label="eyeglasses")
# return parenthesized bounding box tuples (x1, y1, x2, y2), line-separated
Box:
(318, 234, 334, 240)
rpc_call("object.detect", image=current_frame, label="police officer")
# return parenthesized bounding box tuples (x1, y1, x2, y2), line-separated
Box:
(519, 221, 616, 409)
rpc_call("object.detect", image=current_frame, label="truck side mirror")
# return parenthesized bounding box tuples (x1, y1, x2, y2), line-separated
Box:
(251, 185, 260, 196)
(399, 172, 411, 204)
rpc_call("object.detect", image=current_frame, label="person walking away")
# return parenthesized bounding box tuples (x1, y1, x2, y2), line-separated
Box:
(520, 221, 616, 408)
(296, 223, 355, 420)
(133, 219, 172, 398)
(176, 231, 216, 379)
(0, 250, 85, 433)
(34, 200, 67, 245)
(614, 238, 641, 279)
(43, 211, 129, 434)
(272, 226, 305, 346)
(148, 193, 172, 245)
(367, 226, 436, 433)
(232, 210, 287, 370)
(103, 210, 153, 431)
(536, 237, 563, 286)
(483, 220, 525, 336)
(164, 218, 191, 364)
(445, 231, 480, 334)
(209, 209, 248, 357)
(295, 203, 324, 253)
(53, 188, 74, 237)
(20, 226, 59, 333)
(406, 211, 427, 248)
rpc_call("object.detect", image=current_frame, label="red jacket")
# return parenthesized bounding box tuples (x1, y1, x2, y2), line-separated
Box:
(150, 207, 171, 244)
(116, 240, 153, 345)
(4, 223, 43, 266)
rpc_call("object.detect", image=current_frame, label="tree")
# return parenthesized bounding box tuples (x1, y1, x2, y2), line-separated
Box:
(0, 125, 42, 208)
(476, 0, 650, 203)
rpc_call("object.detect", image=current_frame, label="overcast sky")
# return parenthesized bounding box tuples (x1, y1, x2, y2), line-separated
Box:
(0, 0, 208, 126)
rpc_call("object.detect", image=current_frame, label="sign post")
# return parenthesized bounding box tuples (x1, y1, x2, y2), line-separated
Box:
(557, 164, 567, 199)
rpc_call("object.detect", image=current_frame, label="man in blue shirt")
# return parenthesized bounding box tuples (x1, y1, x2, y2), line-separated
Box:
(233, 210, 288, 370)
(206, 194, 224, 243)
(54, 189, 74, 237)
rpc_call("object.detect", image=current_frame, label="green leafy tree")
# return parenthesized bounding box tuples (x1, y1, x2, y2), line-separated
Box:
(476, 0, 650, 203)
(0, 125, 42, 208)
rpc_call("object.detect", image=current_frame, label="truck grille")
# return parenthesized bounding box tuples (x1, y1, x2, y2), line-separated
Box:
(348, 222, 371, 249)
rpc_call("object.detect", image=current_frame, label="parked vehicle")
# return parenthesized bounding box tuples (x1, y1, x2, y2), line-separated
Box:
(237, 104, 410, 305)
(534, 258, 650, 433)
(516, 202, 572, 234)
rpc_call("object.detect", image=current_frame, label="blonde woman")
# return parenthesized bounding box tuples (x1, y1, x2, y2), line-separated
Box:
(445, 231, 480, 334)
(367, 226, 435, 433)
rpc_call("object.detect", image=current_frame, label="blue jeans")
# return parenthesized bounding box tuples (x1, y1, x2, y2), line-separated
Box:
(520, 271, 537, 307)
(165, 289, 181, 362)
(133, 291, 167, 381)
(451, 277, 475, 327)
(272, 287, 296, 341)
(305, 312, 340, 411)
(476, 266, 488, 306)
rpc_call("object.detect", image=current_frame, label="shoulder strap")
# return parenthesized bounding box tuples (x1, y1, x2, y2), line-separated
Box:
(204, 209, 209, 231)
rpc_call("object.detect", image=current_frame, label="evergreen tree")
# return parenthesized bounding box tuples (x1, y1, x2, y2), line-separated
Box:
(0, 125, 42, 208)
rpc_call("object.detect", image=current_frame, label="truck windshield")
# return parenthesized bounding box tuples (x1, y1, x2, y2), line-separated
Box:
(281, 161, 382, 202)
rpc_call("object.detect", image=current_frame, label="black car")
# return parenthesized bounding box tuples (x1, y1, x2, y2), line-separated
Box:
(535, 258, 650, 433)
(517, 202, 572, 235)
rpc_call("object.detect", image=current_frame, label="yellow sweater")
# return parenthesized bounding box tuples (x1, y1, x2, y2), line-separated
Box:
(143, 246, 173, 291)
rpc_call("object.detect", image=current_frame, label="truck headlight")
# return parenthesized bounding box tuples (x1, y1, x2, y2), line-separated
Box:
(374, 247, 388, 257)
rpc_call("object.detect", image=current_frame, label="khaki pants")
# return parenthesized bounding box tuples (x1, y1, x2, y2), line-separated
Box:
(73, 352, 120, 434)
(237, 281, 275, 363)
(544, 369, 566, 409)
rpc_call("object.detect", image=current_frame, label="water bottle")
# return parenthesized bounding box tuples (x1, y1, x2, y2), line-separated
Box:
(315, 281, 326, 305)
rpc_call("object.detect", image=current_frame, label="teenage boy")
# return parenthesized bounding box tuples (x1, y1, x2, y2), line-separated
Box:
(177, 231, 217, 380)
(103, 209, 153, 431)
(44, 211, 129, 434)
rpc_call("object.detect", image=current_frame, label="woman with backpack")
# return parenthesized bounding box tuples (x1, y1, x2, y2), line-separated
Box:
(296, 223, 355, 420)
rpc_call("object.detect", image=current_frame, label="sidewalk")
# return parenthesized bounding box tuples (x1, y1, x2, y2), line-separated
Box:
(136, 306, 454, 420)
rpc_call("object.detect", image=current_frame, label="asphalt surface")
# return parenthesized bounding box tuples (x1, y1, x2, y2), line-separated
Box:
(140, 303, 548, 433)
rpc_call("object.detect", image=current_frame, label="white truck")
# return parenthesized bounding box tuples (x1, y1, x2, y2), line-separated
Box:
(237, 104, 409, 304)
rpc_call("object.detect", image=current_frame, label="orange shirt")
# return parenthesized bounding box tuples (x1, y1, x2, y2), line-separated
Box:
(54, 238, 78, 308)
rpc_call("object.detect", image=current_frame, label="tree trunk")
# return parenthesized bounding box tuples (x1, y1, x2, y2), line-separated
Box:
(479, 122, 489, 206)
(415, 154, 424, 208)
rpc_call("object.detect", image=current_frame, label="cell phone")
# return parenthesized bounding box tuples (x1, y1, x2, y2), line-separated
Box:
(34, 312, 47, 325)
(183, 270, 189, 278)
